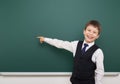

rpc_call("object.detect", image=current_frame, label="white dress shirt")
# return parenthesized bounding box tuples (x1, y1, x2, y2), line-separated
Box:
(44, 37, 104, 84)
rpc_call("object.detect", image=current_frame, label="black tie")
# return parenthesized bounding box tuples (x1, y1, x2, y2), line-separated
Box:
(82, 43, 88, 54)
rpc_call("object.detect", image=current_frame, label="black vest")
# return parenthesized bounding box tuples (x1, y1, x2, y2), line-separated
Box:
(71, 41, 99, 81)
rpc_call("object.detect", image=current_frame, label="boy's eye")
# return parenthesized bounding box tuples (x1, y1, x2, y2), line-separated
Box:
(93, 32, 96, 34)
(88, 29, 91, 32)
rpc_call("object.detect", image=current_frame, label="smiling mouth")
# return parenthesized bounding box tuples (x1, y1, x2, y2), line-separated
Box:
(87, 35, 94, 39)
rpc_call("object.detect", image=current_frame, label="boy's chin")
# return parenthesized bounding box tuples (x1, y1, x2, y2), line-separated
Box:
(85, 39, 94, 43)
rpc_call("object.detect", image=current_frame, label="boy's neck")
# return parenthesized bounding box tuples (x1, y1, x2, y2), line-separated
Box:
(83, 40, 95, 45)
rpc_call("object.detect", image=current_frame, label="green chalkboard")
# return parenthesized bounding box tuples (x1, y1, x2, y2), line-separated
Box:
(0, 0, 120, 72)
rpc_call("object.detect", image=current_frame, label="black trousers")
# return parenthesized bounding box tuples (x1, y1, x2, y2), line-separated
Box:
(70, 77, 95, 84)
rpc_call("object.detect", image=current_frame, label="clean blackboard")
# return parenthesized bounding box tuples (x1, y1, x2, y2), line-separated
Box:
(0, 0, 120, 72)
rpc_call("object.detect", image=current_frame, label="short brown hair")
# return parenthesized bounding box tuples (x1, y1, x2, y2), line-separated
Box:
(84, 20, 101, 35)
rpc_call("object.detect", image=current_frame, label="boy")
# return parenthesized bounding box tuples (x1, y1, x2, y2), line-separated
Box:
(39, 20, 104, 84)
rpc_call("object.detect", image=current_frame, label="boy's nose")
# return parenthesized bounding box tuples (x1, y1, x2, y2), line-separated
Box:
(89, 31, 93, 35)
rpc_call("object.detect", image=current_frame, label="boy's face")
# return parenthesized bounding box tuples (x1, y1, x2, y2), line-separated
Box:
(83, 25, 99, 43)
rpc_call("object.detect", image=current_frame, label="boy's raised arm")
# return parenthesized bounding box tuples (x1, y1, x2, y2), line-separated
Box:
(39, 36, 77, 53)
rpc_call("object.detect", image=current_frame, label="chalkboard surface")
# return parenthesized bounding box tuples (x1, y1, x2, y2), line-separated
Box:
(0, 0, 120, 72)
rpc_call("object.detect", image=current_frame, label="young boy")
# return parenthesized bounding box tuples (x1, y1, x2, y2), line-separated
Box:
(39, 20, 104, 84)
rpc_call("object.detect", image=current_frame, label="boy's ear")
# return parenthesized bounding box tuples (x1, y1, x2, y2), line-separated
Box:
(96, 34, 100, 39)
(83, 29, 85, 35)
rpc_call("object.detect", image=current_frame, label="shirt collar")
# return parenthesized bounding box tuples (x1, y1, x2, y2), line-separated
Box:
(82, 40, 95, 48)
